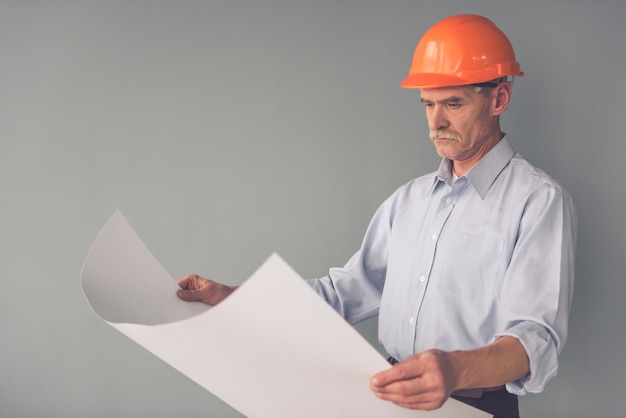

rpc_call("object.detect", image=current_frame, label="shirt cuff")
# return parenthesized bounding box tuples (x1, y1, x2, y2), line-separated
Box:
(495, 321, 559, 395)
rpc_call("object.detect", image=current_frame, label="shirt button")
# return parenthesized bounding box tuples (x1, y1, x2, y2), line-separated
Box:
(446, 197, 452, 204)
(431, 234, 437, 240)
(409, 317, 415, 324)
(419, 276, 426, 283)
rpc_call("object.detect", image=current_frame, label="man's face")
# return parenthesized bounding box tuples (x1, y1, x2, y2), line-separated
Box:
(420, 85, 500, 174)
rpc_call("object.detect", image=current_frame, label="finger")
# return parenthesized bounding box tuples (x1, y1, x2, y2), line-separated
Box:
(371, 377, 444, 410)
(390, 397, 446, 411)
(371, 375, 427, 399)
(371, 361, 423, 389)
(176, 287, 206, 302)
(177, 274, 198, 289)
(386, 383, 450, 411)
(176, 288, 193, 301)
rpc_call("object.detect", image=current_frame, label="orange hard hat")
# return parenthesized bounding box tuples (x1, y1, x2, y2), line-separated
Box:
(401, 14, 524, 89)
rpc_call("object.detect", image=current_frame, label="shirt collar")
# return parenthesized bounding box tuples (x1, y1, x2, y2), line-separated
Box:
(435, 135, 516, 199)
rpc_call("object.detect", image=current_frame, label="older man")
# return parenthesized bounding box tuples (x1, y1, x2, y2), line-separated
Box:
(177, 15, 577, 418)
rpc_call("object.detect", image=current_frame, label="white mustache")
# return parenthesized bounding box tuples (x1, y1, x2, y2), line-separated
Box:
(429, 130, 461, 141)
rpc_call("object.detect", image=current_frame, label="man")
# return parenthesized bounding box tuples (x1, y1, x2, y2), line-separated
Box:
(177, 14, 577, 418)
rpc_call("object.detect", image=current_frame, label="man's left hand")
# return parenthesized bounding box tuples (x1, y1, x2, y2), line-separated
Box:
(370, 349, 460, 410)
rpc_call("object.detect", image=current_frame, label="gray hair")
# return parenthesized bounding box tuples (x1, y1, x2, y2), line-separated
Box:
(473, 77, 513, 96)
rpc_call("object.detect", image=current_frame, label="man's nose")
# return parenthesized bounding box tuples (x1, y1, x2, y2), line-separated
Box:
(428, 106, 448, 131)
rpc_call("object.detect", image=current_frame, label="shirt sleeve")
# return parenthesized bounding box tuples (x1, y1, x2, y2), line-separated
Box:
(306, 190, 400, 325)
(496, 182, 577, 395)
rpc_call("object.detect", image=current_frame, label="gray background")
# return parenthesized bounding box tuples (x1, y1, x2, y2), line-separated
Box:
(1, 1, 624, 417)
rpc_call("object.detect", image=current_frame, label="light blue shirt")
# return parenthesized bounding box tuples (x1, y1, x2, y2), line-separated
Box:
(307, 136, 577, 395)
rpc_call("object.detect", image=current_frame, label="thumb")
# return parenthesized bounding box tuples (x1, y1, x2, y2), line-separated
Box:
(177, 288, 199, 301)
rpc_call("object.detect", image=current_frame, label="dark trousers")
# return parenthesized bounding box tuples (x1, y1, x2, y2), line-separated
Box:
(387, 357, 519, 418)
(451, 390, 519, 418)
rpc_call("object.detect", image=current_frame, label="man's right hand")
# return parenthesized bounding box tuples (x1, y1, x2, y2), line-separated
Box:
(176, 274, 238, 305)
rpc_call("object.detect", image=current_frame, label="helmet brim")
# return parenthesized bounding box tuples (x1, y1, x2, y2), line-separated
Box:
(401, 73, 477, 89)
(401, 69, 524, 89)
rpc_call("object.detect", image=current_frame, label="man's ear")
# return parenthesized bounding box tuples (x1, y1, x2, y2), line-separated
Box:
(492, 82, 512, 116)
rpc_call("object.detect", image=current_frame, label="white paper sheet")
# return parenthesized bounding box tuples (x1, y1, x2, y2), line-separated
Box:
(81, 211, 489, 418)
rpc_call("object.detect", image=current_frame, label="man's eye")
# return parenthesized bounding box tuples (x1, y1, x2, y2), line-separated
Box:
(447, 103, 462, 109)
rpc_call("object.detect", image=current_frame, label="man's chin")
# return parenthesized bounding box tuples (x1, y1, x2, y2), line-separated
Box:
(433, 143, 459, 158)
